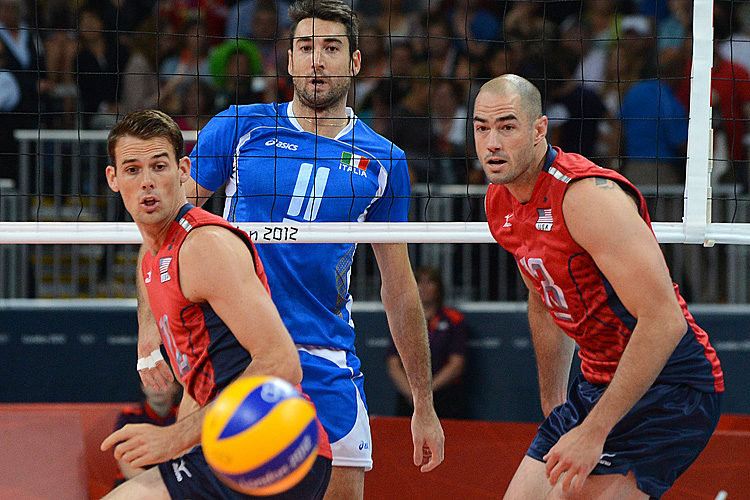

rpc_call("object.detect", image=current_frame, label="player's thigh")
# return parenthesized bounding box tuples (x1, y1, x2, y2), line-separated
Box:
(503, 455, 554, 500)
(503, 457, 648, 500)
(322, 465, 364, 500)
(102, 467, 171, 500)
(546, 471, 648, 500)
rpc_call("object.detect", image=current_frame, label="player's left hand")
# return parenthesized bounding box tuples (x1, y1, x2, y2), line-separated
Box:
(543, 424, 605, 494)
(411, 406, 445, 472)
(101, 423, 182, 468)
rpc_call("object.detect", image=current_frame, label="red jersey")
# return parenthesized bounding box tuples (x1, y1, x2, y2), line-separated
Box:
(142, 204, 332, 459)
(486, 147, 724, 392)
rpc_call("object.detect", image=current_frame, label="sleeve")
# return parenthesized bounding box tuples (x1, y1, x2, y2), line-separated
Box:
(365, 150, 411, 222)
(189, 106, 240, 192)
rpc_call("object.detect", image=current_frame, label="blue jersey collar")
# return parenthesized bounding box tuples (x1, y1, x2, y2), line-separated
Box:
(541, 144, 558, 173)
(285, 101, 357, 139)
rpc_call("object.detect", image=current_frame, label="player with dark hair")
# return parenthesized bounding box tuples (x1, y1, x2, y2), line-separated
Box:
(136, 2, 445, 499)
(100, 109, 332, 500)
(476, 75, 723, 499)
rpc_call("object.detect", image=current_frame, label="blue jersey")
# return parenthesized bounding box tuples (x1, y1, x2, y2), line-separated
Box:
(190, 102, 411, 352)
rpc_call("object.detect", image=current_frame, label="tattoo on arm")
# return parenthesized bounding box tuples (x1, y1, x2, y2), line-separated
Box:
(594, 177, 616, 189)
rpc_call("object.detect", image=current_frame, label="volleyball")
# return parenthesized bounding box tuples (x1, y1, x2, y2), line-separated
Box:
(202, 376, 319, 496)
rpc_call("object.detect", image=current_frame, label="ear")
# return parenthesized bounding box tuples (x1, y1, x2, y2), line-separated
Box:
(105, 165, 120, 193)
(287, 48, 293, 76)
(178, 156, 191, 184)
(533, 115, 548, 145)
(351, 49, 361, 76)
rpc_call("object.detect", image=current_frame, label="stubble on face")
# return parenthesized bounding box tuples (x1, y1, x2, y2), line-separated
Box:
(289, 18, 354, 112)
(293, 70, 351, 110)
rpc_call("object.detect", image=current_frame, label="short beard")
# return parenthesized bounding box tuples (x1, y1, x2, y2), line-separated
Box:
(293, 75, 351, 111)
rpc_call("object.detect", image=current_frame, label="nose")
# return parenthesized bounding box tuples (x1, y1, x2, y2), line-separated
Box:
(140, 169, 154, 190)
(486, 129, 503, 152)
(312, 43, 324, 70)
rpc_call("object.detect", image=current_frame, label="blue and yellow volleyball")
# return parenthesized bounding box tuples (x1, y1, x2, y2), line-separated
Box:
(202, 376, 319, 496)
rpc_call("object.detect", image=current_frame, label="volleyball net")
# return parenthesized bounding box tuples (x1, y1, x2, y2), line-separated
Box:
(0, 0, 749, 301)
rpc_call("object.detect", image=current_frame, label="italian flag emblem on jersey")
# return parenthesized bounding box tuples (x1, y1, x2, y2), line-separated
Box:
(341, 152, 370, 171)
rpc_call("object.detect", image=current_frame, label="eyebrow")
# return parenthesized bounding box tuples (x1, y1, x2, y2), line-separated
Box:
(121, 152, 169, 165)
(473, 114, 519, 123)
(295, 36, 344, 44)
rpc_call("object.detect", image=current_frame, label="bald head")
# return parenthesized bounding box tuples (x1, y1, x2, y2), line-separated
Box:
(477, 74, 543, 124)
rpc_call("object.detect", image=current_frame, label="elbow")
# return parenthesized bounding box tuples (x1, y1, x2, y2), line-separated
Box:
(283, 361, 303, 386)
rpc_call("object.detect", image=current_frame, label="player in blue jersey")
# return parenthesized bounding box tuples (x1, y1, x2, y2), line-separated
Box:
(136, 1, 445, 499)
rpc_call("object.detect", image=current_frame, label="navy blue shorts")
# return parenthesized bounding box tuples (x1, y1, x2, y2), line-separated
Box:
(158, 446, 331, 500)
(527, 374, 721, 499)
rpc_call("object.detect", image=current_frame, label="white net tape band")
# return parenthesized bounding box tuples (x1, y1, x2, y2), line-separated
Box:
(1, 221, 748, 245)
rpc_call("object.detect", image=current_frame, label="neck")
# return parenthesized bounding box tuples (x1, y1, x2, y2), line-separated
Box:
(292, 98, 350, 138)
(140, 202, 185, 255)
(507, 140, 549, 204)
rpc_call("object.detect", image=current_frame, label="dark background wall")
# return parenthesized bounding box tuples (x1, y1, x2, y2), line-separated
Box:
(1, 301, 747, 421)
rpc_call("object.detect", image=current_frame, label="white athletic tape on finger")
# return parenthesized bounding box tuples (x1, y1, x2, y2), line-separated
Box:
(150, 349, 164, 363)
(136, 356, 151, 371)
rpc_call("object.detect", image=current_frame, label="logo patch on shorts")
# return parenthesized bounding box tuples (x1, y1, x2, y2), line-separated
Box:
(598, 452, 616, 467)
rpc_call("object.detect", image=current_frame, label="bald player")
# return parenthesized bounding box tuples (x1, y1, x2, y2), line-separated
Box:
(477, 74, 723, 500)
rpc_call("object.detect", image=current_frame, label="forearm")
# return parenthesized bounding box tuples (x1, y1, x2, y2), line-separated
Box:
(528, 295, 576, 417)
(375, 244, 434, 409)
(582, 317, 686, 437)
(387, 356, 413, 398)
(385, 293, 433, 408)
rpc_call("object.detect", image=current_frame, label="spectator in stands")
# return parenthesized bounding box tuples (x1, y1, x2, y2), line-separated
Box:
(351, 25, 388, 112)
(717, 1, 750, 76)
(429, 80, 473, 184)
(76, 8, 129, 129)
(158, 0, 226, 41)
(545, 45, 608, 160)
(657, 0, 692, 54)
(120, 16, 173, 115)
(387, 266, 469, 420)
(209, 39, 264, 111)
(618, 54, 688, 187)
(0, 0, 51, 181)
(420, 15, 459, 80)
(224, 0, 291, 40)
(159, 17, 212, 101)
(41, 2, 77, 129)
(174, 79, 215, 155)
(112, 377, 181, 487)
(708, 44, 750, 188)
(673, 14, 750, 188)
(0, 38, 20, 113)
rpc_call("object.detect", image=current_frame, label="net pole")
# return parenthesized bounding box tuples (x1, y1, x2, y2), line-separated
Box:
(683, 0, 714, 244)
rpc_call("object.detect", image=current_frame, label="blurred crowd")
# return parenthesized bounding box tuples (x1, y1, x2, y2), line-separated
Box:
(1, 0, 749, 188)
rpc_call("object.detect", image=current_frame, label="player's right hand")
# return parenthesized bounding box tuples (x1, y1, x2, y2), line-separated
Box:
(138, 324, 174, 390)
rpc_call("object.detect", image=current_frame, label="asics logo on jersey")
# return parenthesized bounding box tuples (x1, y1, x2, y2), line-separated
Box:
(265, 138, 299, 151)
